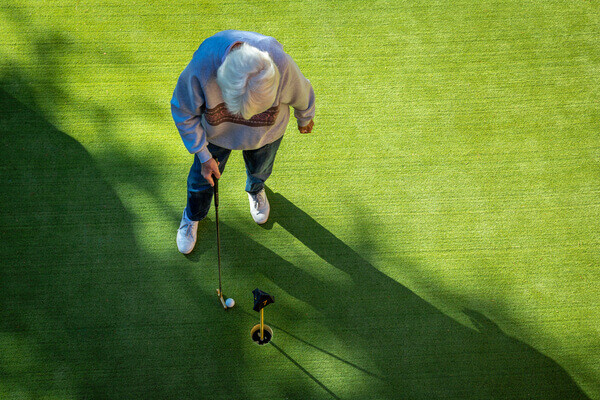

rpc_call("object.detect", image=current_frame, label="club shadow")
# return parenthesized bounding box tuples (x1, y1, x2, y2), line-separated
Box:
(271, 341, 342, 400)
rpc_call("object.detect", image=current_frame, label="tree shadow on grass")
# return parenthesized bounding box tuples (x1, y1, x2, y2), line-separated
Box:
(0, 88, 249, 399)
(214, 187, 590, 400)
(0, 5, 592, 396)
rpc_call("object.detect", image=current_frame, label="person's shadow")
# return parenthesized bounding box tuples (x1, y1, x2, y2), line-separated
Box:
(215, 186, 590, 399)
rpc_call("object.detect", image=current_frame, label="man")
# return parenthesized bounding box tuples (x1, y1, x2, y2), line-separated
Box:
(171, 30, 315, 254)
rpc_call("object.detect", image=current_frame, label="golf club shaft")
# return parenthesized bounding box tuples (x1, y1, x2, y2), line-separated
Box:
(214, 177, 222, 296)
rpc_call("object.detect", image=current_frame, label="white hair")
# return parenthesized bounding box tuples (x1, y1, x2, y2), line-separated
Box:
(216, 43, 280, 120)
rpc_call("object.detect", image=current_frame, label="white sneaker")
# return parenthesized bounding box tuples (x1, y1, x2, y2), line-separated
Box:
(177, 210, 199, 254)
(248, 189, 270, 224)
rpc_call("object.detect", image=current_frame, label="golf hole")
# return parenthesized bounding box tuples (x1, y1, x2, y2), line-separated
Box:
(250, 324, 273, 345)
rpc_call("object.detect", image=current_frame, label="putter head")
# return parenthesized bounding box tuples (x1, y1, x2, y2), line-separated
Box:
(216, 288, 228, 309)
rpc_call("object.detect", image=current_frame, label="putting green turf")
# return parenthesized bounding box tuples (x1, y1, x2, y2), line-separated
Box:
(1, 0, 599, 399)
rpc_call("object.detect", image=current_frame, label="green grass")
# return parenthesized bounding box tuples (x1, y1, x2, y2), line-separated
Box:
(1, 0, 599, 399)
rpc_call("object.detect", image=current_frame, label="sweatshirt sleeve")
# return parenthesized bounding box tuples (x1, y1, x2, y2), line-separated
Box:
(170, 63, 213, 163)
(279, 54, 316, 128)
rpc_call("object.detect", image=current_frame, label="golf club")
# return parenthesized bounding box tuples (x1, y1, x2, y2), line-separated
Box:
(214, 174, 229, 310)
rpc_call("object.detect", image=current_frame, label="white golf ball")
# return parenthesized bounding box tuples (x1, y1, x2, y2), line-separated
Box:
(225, 298, 235, 308)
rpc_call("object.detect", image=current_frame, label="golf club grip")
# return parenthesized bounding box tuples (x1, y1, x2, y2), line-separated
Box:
(213, 177, 219, 207)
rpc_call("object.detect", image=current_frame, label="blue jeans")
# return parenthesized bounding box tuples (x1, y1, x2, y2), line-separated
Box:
(185, 136, 282, 221)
